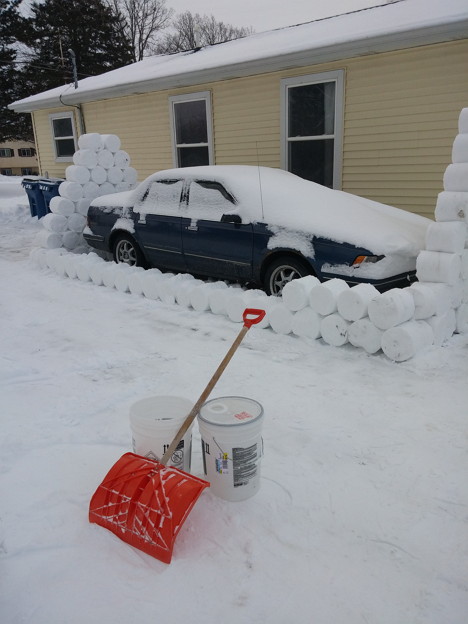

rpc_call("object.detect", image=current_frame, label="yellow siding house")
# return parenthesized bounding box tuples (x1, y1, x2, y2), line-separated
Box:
(9, 0, 468, 219)
(0, 141, 38, 176)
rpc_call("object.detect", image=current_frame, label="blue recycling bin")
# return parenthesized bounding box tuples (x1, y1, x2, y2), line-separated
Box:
(21, 177, 47, 218)
(39, 178, 64, 213)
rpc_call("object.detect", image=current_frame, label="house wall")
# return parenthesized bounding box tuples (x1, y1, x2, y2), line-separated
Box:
(342, 40, 467, 219)
(85, 94, 173, 174)
(32, 39, 468, 219)
(0, 140, 38, 175)
(31, 106, 81, 177)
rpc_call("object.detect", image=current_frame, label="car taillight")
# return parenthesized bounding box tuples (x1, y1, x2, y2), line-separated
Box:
(352, 254, 385, 265)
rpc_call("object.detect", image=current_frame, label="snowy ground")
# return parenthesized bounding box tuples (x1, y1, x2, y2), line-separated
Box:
(1, 177, 467, 624)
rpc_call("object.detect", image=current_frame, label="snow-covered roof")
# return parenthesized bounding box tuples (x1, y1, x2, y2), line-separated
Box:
(10, 0, 468, 113)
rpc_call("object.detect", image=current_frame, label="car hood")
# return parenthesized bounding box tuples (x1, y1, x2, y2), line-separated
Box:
(234, 168, 430, 257)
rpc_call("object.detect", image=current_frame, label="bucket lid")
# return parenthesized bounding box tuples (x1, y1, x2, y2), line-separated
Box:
(198, 396, 263, 427)
(130, 395, 193, 428)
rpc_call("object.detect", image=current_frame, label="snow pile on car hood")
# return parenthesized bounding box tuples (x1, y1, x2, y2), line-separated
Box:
(146, 166, 430, 256)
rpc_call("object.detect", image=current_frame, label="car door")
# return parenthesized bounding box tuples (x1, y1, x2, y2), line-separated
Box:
(133, 178, 186, 271)
(181, 179, 254, 280)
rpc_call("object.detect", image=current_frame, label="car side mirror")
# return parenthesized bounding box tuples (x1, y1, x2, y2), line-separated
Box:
(221, 213, 242, 224)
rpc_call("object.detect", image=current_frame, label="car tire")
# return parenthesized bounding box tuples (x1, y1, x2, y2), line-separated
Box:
(263, 256, 313, 296)
(112, 234, 146, 267)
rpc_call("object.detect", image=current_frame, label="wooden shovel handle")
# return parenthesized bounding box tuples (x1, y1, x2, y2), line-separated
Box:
(160, 308, 265, 466)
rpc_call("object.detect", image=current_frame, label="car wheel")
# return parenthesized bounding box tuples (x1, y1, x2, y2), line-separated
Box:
(264, 256, 313, 296)
(113, 234, 145, 267)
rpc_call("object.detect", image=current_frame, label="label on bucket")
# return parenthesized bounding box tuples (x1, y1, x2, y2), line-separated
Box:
(215, 452, 229, 474)
(130, 395, 194, 472)
(201, 436, 262, 500)
(198, 397, 264, 501)
(234, 411, 254, 421)
(133, 438, 190, 470)
(163, 439, 186, 469)
(209, 444, 258, 486)
(233, 444, 258, 487)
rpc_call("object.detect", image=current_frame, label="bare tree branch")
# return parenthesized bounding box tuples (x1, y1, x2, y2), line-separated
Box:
(156, 11, 254, 54)
(107, 0, 173, 61)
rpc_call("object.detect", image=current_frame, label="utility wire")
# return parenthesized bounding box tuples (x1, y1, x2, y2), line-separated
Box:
(0, 58, 96, 79)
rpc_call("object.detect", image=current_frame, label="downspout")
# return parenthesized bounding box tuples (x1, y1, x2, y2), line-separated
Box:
(58, 94, 87, 136)
(76, 104, 86, 135)
(31, 111, 43, 175)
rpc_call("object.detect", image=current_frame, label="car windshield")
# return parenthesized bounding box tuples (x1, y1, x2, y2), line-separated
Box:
(134, 179, 183, 216)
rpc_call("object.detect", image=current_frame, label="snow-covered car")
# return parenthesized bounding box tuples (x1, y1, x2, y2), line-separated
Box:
(83, 165, 431, 295)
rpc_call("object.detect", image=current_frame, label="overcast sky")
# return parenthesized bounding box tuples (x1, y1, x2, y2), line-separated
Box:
(165, 0, 392, 33)
(19, 1, 394, 33)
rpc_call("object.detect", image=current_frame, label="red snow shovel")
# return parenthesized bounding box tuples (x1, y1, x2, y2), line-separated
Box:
(89, 308, 266, 564)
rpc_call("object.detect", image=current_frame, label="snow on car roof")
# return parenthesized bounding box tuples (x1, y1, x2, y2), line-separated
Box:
(97, 165, 430, 256)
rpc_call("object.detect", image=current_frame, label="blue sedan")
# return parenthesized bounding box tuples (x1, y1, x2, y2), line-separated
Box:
(83, 166, 430, 295)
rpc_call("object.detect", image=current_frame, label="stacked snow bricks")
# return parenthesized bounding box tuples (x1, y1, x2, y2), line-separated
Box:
(32, 111, 468, 362)
(273, 107, 468, 361)
(35, 133, 137, 252)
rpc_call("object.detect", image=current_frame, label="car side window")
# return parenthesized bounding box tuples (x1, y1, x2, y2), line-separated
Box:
(134, 179, 183, 216)
(188, 180, 236, 221)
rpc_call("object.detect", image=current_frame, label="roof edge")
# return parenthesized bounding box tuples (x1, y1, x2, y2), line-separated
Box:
(10, 17, 468, 113)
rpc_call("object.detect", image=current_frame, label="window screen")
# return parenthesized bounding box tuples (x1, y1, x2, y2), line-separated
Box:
(50, 114, 76, 159)
(282, 71, 344, 189)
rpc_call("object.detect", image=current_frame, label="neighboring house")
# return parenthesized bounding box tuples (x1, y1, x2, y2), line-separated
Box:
(0, 141, 38, 176)
(8, 0, 468, 219)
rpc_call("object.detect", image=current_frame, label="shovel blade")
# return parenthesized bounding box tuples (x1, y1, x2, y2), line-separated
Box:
(89, 452, 209, 564)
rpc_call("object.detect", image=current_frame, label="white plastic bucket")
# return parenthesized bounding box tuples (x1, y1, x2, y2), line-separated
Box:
(198, 396, 264, 502)
(129, 396, 193, 471)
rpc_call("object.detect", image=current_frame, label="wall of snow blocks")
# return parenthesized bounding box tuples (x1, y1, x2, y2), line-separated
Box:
(34, 133, 137, 253)
(30, 111, 468, 361)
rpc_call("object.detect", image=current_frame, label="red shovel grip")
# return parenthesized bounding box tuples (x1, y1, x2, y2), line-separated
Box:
(242, 308, 266, 328)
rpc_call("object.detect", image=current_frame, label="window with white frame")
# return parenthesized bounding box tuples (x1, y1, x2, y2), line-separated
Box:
(0, 169, 13, 175)
(0, 148, 14, 158)
(281, 70, 344, 189)
(18, 148, 36, 157)
(49, 112, 77, 160)
(169, 92, 213, 167)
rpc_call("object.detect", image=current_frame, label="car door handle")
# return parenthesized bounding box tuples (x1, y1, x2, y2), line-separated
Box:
(186, 225, 198, 231)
